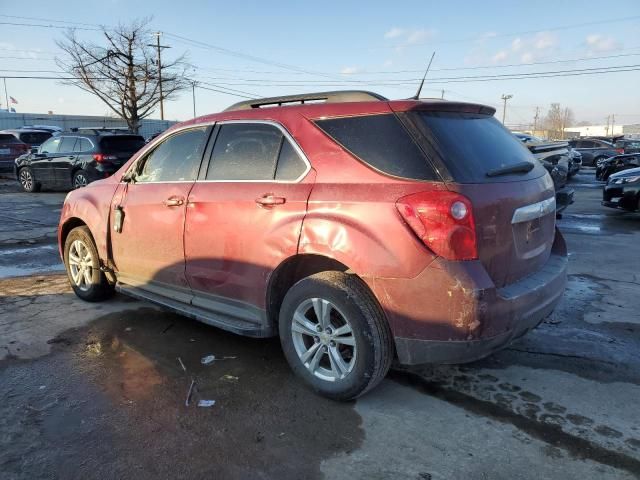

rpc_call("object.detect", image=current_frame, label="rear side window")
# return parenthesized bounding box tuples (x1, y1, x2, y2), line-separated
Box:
(18, 132, 51, 145)
(414, 112, 537, 183)
(59, 137, 77, 152)
(0, 134, 19, 144)
(75, 138, 93, 152)
(276, 140, 307, 180)
(206, 123, 282, 181)
(100, 135, 145, 153)
(314, 114, 436, 180)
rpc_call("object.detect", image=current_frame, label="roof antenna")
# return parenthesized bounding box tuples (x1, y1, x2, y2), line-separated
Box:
(413, 51, 436, 100)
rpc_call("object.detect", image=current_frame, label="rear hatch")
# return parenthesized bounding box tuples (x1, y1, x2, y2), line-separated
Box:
(99, 135, 146, 166)
(407, 110, 557, 288)
(0, 134, 28, 163)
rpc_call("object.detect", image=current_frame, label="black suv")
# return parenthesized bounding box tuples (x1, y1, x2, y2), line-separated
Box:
(15, 129, 145, 192)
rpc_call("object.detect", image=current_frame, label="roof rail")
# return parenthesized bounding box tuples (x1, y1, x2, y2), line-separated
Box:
(224, 90, 388, 112)
(69, 127, 132, 135)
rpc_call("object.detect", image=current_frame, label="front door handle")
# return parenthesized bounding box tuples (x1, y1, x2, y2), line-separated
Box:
(255, 195, 286, 207)
(164, 197, 184, 207)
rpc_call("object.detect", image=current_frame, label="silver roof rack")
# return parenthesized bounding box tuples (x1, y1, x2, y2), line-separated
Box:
(224, 90, 388, 112)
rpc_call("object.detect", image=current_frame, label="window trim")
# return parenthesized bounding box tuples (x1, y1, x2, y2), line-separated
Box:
(200, 119, 311, 184)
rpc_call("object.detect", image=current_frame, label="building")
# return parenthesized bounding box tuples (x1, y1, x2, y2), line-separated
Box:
(564, 124, 624, 138)
(0, 111, 176, 139)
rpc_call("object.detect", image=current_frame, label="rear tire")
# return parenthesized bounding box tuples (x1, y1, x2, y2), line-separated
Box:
(279, 271, 393, 401)
(64, 226, 114, 302)
(72, 170, 90, 189)
(18, 167, 40, 193)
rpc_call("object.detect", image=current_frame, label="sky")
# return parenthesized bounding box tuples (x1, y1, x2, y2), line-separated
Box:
(0, 0, 639, 127)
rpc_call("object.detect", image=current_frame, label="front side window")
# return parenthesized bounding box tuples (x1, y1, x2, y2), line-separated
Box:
(206, 123, 283, 181)
(40, 137, 61, 154)
(135, 127, 208, 183)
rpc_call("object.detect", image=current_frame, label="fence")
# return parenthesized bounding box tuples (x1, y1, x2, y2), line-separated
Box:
(0, 111, 177, 139)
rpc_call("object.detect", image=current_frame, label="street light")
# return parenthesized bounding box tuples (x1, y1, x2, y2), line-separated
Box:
(501, 94, 513, 125)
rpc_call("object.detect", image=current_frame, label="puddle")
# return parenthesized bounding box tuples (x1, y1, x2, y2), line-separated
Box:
(0, 244, 64, 278)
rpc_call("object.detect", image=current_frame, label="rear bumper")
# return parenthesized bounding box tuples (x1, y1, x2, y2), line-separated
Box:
(367, 229, 568, 365)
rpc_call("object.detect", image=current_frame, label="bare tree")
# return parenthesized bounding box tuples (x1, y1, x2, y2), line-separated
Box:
(543, 103, 575, 140)
(57, 18, 189, 133)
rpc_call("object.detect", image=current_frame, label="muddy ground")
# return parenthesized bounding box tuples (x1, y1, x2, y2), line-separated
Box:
(1, 171, 639, 480)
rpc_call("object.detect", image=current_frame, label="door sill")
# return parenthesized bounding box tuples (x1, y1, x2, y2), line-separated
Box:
(116, 282, 274, 338)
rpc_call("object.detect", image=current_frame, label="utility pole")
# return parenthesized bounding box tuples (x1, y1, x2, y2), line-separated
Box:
(441, 89, 445, 99)
(147, 32, 171, 120)
(501, 94, 513, 125)
(533, 106, 539, 134)
(611, 114, 615, 137)
(3, 78, 8, 111)
(192, 81, 197, 118)
(605, 115, 610, 136)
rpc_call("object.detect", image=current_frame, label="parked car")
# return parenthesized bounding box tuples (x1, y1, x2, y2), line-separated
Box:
(19, 125, 63, 136)
(596, 154, 640, 181)
(602, 166, 640, 212)
(568, 149, 582, 178)
(58, 91, 568, 400)
(15, 130, 145, 192)
(567, 138, 622, 167)
(0, 128, 53, 171)
(514, 134, 574, 214)
(614, 138, 640, 155)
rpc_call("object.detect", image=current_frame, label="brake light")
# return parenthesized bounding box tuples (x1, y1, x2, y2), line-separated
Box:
(616, 148, 624, 154)
(396, 191, 478, 261)
(93, 153, 117, 163)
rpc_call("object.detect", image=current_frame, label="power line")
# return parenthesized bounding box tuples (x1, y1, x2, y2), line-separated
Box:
(378, 15, 640, 50)
(0, 21, 101, 31)
(0, 14, 102, 28)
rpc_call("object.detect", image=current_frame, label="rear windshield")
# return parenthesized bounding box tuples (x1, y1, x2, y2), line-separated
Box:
(18, 132, 52, 145)
(0, 134, 19, 144)
(100, 135, 145, 153)
(314, 114, 437, 180)
(414, 112, 537, 183)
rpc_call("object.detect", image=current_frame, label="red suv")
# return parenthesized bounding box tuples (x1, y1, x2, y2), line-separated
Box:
(58, 91, 567, 400)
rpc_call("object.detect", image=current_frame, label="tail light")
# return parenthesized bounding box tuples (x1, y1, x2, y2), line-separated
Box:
(93, 153, 117, 163)
(615, 148, 624, 154)
(396, 191, 478, 261)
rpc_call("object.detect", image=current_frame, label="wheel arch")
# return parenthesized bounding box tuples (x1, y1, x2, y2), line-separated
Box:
(266, 254, 351, 326)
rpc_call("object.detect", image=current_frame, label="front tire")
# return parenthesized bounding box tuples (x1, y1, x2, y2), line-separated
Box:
(64, 226, 114, 302)
(18, 167, 40, 193)
(279, 271, 393, 401)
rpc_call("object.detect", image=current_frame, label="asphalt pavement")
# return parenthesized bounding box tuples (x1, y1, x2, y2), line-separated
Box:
(1, 171, 639, 480)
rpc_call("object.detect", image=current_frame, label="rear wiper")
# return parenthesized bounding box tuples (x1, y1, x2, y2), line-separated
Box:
(486, 161, 535, 177)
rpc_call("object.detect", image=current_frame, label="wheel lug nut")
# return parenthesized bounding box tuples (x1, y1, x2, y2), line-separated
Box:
(325, 328, 332, 334)
(316, 326, 322, 332)
(329, 341, 336, 347)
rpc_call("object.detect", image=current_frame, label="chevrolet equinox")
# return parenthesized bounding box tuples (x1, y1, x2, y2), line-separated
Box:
(58, 91, 568, 400)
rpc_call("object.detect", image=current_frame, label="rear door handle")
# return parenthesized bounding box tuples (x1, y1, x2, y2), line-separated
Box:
(164, 197, 184, 207)
(255, 195, 286, 206)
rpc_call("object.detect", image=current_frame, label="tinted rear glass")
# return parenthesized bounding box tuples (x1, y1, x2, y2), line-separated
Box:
(18, 132, 51, 145)
(415, 112, 537, 183)
(100, 135, 145, 153)
(0, 134, 19, 144)
(314, 114, 437, 180)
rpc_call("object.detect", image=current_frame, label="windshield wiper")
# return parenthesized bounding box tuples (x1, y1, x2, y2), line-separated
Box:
(486, 161, 535, 177)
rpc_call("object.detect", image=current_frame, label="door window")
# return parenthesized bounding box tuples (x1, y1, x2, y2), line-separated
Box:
(40, 137, 61, 154)
(135, 127, 208, 182)
(275, 139, 307, 180)
(578, 140, 595, 148)
(75, 138, 93, 153)
(59, 137, 77, 153)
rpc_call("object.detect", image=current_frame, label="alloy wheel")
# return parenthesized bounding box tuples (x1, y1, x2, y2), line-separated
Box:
(68, 239, 94, 292)
(291, 298, 357, 382)
(74, 173, 88, 188)
(19, 169, 33, 191)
